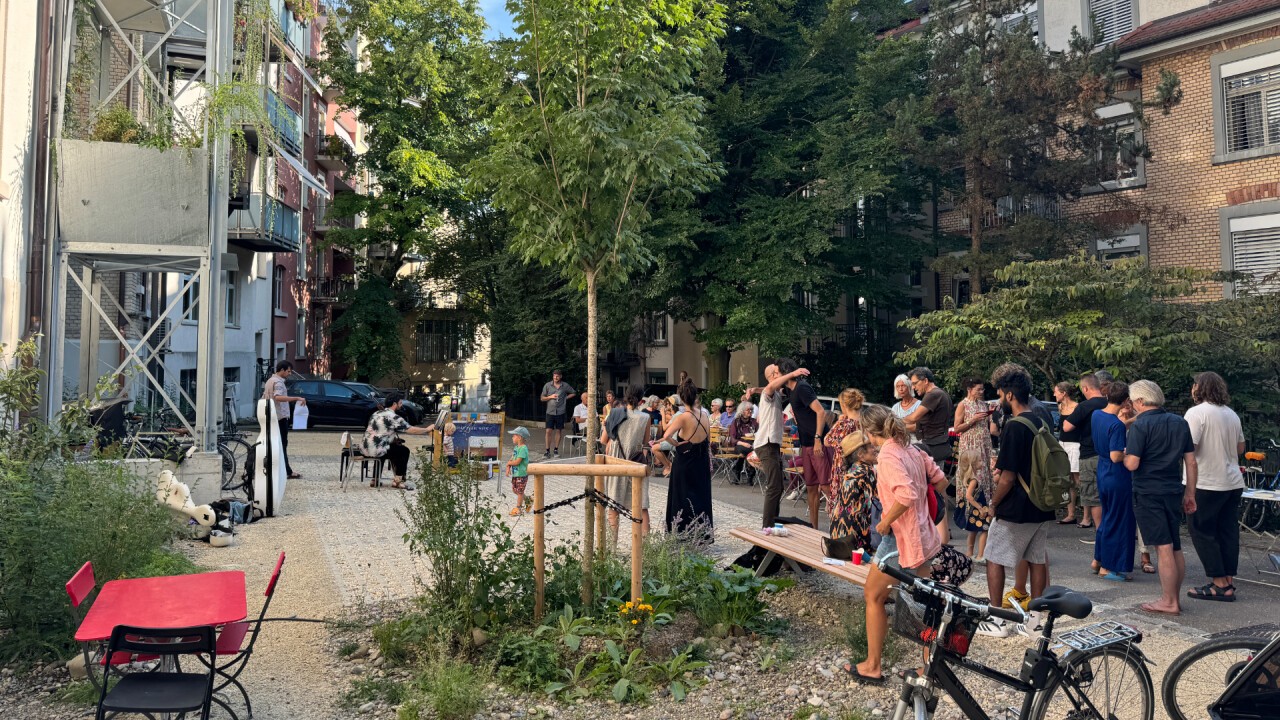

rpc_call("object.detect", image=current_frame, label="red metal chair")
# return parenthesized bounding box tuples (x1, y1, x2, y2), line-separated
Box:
(65, 562, 158, 688)
(212, 552, 285, 719)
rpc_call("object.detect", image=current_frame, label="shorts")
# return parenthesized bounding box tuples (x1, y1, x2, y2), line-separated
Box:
(658, 440, 674, 453)
(1134, 492, 1183, 550)
(800, 445, 833, 487)
(873, 534, 936, 573)
(1077, 455, 1100, 506)
(545, 413, 566, 430)
(511, 474, 529, 496)
(1061, 441, 1081, 474)
(985, 519, 1050, 568)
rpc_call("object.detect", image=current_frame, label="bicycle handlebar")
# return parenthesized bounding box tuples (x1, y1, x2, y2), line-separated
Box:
(875, 552, 1027, 624)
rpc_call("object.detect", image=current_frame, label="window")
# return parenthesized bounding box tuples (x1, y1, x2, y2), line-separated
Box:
(1091, 108, 1144, 190)
(955, 279, 971, 308)
(179, 368, 197, 411)
(1001, 5, 1038, 38)
(322, 382, 356, 400)
(273, 265, 285, 312)
(645, 313, 668, 344)
(1213, 43, 1280, 163)
(296, 314, 306, 358)
(647, 370, 668, 385)
(224, 367, 240, 383)
(225, 271, 239, 326)
(1096, 233, 1144, 262)
(1226, 213, 1280, 293)
(180, 274, 200, 323)
(1088, 0, 1133, 45)
(293, 381, 320, 396)
(414, 318, 473, 363)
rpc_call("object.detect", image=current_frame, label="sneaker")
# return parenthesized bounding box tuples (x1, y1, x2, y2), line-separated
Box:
(976, 618, 1011, 638)
(1080, 534, 1096, 546)
(785, 489, 800, 501)
(1002, 588, 1030, 610)
(553, 449, 560, 457)
(1015, 611, 1042, 637)
(542, 450, 550, 459)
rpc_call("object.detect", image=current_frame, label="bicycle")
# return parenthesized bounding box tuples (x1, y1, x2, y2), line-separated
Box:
(1162, 631, 1278, 720)
(217, 430, 254, 501)
(1240, 439, 1280, 532)
(875, 553, 1154, 720)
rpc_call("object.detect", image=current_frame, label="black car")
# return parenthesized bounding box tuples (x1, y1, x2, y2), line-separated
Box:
(341, 381, 425, 424)
(287, 379, 380, 428)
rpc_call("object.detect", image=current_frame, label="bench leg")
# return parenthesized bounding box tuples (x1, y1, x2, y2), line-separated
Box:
(755, 551, 777, 577)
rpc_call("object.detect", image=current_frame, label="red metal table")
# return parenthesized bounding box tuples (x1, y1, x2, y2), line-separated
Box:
(76, 570, 247, 642)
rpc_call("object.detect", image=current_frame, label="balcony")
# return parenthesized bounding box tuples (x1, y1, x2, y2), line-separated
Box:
(316, 134, 355, 173)
(229, 193, 300, 253)
(979, 195, 1061, 229)
(270, 0, 311, 56)
(313, 199, 355, 235)
(239, 89, 303, 157)
(307, 277, 355, 303)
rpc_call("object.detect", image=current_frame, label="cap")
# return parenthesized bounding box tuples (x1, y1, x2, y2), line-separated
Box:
(508, 426, 530, 439)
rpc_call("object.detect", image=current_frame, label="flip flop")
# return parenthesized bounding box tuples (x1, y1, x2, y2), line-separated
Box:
(1101, 572, 1130, 582)
(1076, 522, 1094, 529)
(1139, 602, 1181, 617)
(1057, 517, 1078, 524)
(842, 663, 886, 685)
(1141, 561, 1156, 574)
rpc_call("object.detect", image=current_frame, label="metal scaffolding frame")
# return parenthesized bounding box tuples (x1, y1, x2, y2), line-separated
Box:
(45, 0, 233, 452)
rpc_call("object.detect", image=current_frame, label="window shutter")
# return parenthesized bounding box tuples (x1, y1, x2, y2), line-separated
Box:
(1090, 0, 1133, 44)
(1230, 216, 1280, 291)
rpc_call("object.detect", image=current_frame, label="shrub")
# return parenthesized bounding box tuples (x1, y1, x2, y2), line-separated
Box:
(691, 566, 792, 634)
(398, 457, 536, 649)
(492, 632, 561, 691)
(0, 341, 188, 664)
(399, 657, 489, 720)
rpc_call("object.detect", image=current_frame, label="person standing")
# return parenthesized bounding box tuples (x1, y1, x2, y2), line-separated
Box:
(1124, 380, 1198, 616)
(953, 378, 995, 557)
(981, 370, 1055, 637)
(1092, 381, 1136, 580)
(1184, 371, 1245, 602)
(744, 362, 809, 528)
(891, 374, 921, 444)
(779, 358, 829, 528)
(262, 360, 305, 479)
(540, 370, 576, 458)
(904, 367, 953, 467)
(601, 389, 653, 539)
(823, 389, 865, 508)
(1062, 374, 1107, 531)
(1053, 381, 1081, 523)
(659, 380, 714, 541)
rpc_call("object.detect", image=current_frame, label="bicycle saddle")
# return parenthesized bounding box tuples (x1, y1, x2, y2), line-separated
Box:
(1027, 586, 1093, 619)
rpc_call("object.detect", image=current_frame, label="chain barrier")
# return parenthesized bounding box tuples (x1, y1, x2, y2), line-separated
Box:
(530, 487, 641, 524)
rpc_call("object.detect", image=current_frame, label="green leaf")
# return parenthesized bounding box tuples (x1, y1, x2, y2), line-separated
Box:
(613, 678, 630, 702)
(671, 680, 686, 702)
(564, 634, 581, 651)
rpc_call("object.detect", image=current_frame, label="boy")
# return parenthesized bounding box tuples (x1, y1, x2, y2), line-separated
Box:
(443, 422, 458, 467)
(507, 426, 532, 515)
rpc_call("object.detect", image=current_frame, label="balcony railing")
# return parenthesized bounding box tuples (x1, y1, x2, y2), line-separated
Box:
(307, 277, 355, 303)
(270, 0, 310, 54)
(266, 90, 303, 156)
(316, 134, 355, 173)
(229, 193, 300, 252)
(313, 199, 355, 234)
(599, 349, 641, 368)
(979, 195, 1061, 229)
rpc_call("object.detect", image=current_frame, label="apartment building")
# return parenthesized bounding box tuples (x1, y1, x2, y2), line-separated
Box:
(924, 0, 1280, 303)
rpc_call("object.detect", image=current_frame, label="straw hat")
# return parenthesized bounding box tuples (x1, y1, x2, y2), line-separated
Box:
(840, 430, 873, 458)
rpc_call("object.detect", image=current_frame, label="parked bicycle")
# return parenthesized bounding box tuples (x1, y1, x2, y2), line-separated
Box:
(876, 552, 1154, 720)
(1240, 439, 1280, 532)
(1162, 629, 1280, 720)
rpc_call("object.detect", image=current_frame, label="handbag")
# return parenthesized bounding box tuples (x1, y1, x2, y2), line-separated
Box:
(868, 497, 885, 551)
(822, 535, 858, 559)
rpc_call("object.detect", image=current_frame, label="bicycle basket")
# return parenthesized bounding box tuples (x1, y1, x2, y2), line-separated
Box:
(891, 587, 978, 656)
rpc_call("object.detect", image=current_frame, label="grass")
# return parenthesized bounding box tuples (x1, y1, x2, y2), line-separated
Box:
(398, 657, 489, 720)
(55, 680, 107, 706)
(337, 641, 360, 658)
(341, 677, 407, 709)
(840, 604, 905, 669)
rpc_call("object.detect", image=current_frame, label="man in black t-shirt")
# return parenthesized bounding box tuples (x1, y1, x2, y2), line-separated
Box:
(982, 369, 1054, 636)
(905, 367, 954, 465)
(1062, 374, 1107, 531)
(778, 358, 828, 527)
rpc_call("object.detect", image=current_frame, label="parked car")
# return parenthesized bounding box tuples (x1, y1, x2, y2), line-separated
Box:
(340, 381, 425, 424)
(286, 379, 380, 428)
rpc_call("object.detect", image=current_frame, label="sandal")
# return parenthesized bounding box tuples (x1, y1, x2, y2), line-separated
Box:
(1187, 583, 1235, 602)
(509, 507, 523, 516)
(1076, 522, 1094, 529)
(1141, 557, 1156, 574)
(842, 663, 885, 685)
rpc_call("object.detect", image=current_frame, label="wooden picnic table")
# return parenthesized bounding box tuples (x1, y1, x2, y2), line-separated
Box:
(729, 524, 869, 585)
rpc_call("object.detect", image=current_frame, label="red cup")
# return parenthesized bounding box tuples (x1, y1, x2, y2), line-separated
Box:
(851, 551, 863, 566)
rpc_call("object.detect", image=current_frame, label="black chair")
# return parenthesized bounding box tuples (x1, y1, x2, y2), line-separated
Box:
(95, 625, 216, 720)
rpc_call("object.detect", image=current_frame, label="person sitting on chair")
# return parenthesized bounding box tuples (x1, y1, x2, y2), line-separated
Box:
(360, 392, 436, 490)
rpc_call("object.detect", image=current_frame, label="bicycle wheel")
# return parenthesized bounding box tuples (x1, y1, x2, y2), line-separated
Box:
(1242, 498, 1268, 532)
(1162, 636, 1270, 720)
(1032, 644, 1153, 720)
(219, 438, 253, 498)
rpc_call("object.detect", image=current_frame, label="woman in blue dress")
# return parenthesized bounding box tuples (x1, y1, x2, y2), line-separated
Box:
(1092, 381, 1136, 581)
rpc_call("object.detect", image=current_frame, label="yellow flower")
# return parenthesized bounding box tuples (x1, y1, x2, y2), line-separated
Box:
(631, 619, 638, 625)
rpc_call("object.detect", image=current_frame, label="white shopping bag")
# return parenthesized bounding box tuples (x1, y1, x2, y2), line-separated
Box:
(292, 404, 309, 430)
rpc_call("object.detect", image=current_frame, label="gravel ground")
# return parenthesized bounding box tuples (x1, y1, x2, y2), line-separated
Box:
(0, 430, 1245, 719)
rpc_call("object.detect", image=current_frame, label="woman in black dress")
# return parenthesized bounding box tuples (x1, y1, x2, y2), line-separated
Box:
(653, 379, 714, 542)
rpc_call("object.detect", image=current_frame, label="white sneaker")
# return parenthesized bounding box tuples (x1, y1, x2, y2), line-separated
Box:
(976, 618, 1011, 638)
(1014, 611, 1042, 637)
(785, 489, 800, 501)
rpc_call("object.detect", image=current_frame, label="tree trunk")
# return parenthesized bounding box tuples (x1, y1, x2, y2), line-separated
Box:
(582, 267, 598, 606)
(967, 166, 984, 296)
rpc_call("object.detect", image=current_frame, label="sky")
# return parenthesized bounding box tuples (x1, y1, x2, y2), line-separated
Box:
(480, 0, 513, 39)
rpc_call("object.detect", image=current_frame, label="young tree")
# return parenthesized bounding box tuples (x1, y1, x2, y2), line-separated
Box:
(474, 0, 724, 601)
(897, 0, 1181, 293)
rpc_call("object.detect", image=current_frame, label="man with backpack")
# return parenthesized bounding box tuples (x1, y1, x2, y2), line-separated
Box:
(981, 367, 1069, 637)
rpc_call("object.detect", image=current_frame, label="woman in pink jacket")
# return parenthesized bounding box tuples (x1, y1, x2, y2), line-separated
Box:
(850, 403, 945, 684)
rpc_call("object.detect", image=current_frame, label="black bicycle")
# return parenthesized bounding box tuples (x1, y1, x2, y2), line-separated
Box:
(1162, 630, 1280, 720)
(876, 553, 1155, 720)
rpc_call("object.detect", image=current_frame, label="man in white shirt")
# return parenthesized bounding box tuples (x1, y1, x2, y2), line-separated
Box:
(744, 362, 810, 527)
(1184, 371, 1246, 602)
(571, 394, 591, 448)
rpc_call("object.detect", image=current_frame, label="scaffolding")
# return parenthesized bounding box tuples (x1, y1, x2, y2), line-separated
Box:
(46, 0, 233, 451)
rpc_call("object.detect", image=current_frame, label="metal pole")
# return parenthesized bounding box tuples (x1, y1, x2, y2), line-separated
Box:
(200, 0, 231, 451)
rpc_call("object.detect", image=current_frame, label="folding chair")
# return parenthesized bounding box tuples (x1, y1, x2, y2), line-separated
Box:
(339, 431, 384, 490)
(65, 562, 158, 690)
(211, 552, 285, 720)
(95, 625, 216, 720)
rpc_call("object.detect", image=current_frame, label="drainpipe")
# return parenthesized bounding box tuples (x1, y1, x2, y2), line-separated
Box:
(27, 0, 56, 341)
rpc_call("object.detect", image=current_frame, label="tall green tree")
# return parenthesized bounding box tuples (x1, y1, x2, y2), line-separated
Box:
(668, 0, 920, 383)
(474, 0, 724, 602)
(897, 0, 1181, 293)
(313, 0, 486, 378)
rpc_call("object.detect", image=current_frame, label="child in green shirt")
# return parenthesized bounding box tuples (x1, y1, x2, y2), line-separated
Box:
(507, 426, 531, 515)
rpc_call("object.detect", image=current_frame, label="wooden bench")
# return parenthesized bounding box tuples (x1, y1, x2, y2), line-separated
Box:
(729, 524, 869, 585)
